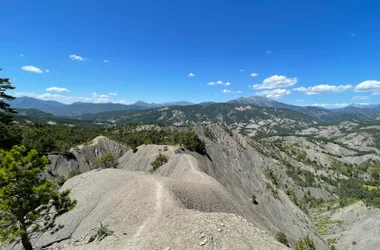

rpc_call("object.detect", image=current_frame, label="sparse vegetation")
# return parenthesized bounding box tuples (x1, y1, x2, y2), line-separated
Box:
(95, 152, 118, 168)
(275, 231, 288, 246)
(204, 127, 217, 142)
(295, 236, 316, 250)
(68, 170, 82, 178)
(88, 223, 114, 243)
(151, 153, 169, 170)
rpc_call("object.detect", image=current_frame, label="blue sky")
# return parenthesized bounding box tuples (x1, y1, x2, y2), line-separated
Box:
(1, 0, 380, 107)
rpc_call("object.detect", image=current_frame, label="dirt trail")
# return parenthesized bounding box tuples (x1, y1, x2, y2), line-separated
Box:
(185, 154, 205, 184)
(132, 181, 163, 239)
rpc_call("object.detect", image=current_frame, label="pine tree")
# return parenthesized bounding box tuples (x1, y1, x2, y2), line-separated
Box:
(0, 68, 16, 124)
(0, 146, 77, 250)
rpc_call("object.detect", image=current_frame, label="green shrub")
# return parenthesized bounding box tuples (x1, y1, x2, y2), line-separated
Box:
(275, 232, 288, 246)
(88, 223, 114, 243)
(95, 152, 118, 168)
(296, 236, 316, 250)
(151, 153, 169, 170)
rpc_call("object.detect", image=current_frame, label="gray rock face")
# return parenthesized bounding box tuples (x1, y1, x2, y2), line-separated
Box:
(47, 136, 129, 178)
(317, 201, 380, 250)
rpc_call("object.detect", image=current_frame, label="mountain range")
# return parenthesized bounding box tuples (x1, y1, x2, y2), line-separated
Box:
(9, 96, 380, 118)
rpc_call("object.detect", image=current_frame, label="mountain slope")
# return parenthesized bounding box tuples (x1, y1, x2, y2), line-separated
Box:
(10, 96, 65, 114)
(80, 103, 319, 137)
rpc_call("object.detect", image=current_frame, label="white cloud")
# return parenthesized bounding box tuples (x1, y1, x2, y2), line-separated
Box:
(222, 89, 241, 94)
(45, 69, 50, 73)
(98, 94, 109, 98)
(14, 92, 126, 104)
(20, 54, 24, 57)
(69, 55, 86, 61)
(250, 73, 258, 78)
(294, 84, 352, 95)
(21, 65, 43, 74)
(188, 72, 195, 77)
(296, 100, 304, 102)
(103, 60, 109, 63)
(255, 89, 291, 99)
(252, 75, 298, 89)
(109, 92, 117, 96)
(354, 80, 380, 93)
(310, 103, 350, 109)
(266, 51, 272, 54)
(209, 80, 227, 86)
(352, 96, 368, 101)
(46, 87, 69, 93)
(239, 69, 244, 72)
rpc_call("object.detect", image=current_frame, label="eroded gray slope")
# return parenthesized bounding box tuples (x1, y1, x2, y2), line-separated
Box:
(117, 126, 329, 249)
(34, 169, 288, 250)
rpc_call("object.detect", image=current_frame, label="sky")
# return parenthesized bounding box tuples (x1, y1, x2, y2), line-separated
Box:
(1, 0, 380, 108)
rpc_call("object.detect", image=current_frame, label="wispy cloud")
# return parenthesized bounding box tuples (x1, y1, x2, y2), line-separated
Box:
(46, 87, 69, 93)
(294, 84, 352, 95)
(222, 89, 242, 94)
(45, 69, 50, 73)
(354, 80, 380, 94)
(109, 92, 117, 96)
(20, 54, 24, 57)
(251, 75, 297, 89)
(15, 92, 124, 104)
(266, 51, 272, 54)
(69, 55, 86, 61)
(103, 60, 109, 63)
(352, 96, 368, 101)
(216, 80, 223, 84)
(250, 73, 258, 78)
(188, 72, 195, 77)
(21, 65, 43, 73)
(310, 103, 350, 109)
(351, 33, 356, 36)
(208, 82, 216, 86)
(239, 69, 244, 72)
(255, 89, 291, 99)
(225, 82, 231, 86)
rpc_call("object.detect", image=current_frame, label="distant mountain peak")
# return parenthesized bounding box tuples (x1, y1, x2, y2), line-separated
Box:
(134, 100, 149, 105)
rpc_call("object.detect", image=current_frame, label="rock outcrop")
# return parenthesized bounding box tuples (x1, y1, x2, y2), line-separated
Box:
(47, 136, 129, 178)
